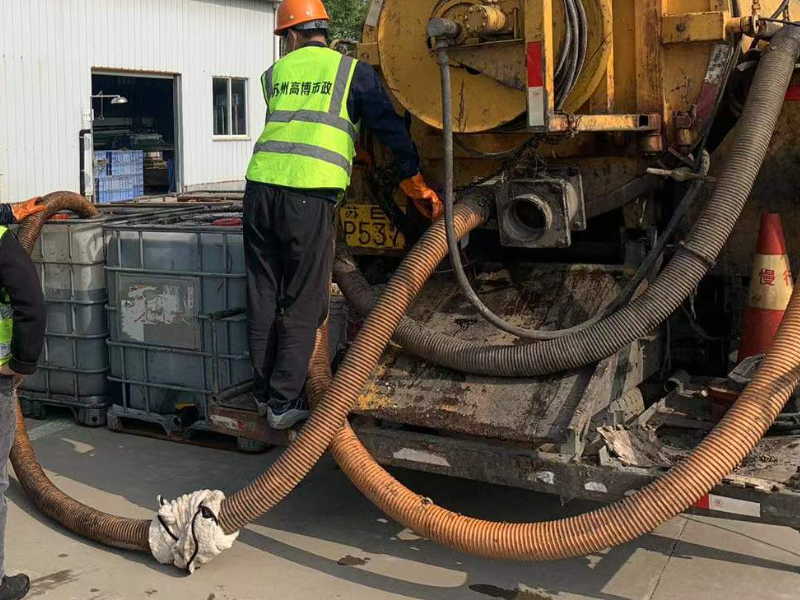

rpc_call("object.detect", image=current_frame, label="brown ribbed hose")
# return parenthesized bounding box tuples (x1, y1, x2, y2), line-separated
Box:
(11, 191, 152, 551)
(218, 200, 489, 532)
(11, 192, 488, 547)
(309, 284, 800, 560)
(12, 24, 800, 557)
(12, 193, 487, 546)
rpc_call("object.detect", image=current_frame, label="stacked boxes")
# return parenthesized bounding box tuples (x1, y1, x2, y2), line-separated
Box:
(94, 150, 144, 203)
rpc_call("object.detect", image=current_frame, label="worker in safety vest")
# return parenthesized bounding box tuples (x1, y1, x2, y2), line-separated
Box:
(0, 197, 47, 600)
(244, 0, 441, 430)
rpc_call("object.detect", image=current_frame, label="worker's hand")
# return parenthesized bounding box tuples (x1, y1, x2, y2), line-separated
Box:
(0, 364, 17, 376)
(0, 365, 23, 390)
(0, 363, 20, 380)
(400, 174, 443, 220)
(11, 197, 46, 223)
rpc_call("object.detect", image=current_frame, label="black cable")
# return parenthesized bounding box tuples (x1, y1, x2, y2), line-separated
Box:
(454, 138, 539, 194)
(761, 17, 800, 26)
(438, 44, 542, 339)
(555, 0, 576, 106)
(553, 0, 588, 108)
(429, 3, 723, 340)
(600, 180, 704, 318)
(366, 167, 419, 240)
(554, 0, 571, 82)
(186, 504, 221, 574)
(574, 0, 589, 99)
(454, 137, 529, 159)
(157, 517, 179, 542)
(564, 0, 580, 100)
(771, 0, 792, 19)
(435, 43, 707, 341)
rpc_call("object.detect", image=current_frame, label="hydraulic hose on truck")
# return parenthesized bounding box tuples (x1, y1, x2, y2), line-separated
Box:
(9, 23, 800, 567)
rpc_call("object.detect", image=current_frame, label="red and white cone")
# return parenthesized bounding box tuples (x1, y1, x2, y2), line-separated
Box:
(737, 213, 794, 362)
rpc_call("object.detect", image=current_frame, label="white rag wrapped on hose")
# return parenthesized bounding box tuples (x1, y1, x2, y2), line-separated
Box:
(149, 490, 239, 573)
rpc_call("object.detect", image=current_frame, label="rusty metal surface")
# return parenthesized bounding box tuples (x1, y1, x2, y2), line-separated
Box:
(354, 263, 645, 444)
(355, 424, 800, 529)
(662, 420, 800, 487)
(207, 394, 294, 446)
(661, 11, 729, 45)
(548, 113, 661, 133)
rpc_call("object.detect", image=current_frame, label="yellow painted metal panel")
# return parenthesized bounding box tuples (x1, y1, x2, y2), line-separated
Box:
(662, 11, 729, 44)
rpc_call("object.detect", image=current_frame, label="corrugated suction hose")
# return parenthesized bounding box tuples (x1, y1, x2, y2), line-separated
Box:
(309, 26, 800, 559)
(309, 276, 800, 558)
(11, 190, 489, 547)
(217, 200, 489, 532)
(11, 24, 800, 561)
(11, 191, 152, 551)
(337, 26, 800, 377)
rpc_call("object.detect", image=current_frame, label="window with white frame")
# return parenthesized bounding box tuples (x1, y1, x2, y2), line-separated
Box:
(213, 77, 248, 136)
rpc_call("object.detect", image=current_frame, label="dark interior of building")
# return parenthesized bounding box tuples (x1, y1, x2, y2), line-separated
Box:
(91, 73, 177, 195)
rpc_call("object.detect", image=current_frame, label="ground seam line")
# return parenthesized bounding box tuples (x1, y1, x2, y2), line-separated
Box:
(644, 517, 689, 600)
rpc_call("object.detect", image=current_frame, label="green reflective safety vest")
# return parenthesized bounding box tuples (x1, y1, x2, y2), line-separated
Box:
(246, 46, 359, 191)
(0, 226, 13, 367)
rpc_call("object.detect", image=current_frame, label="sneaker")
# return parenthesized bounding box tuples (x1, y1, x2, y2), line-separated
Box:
(251, 394, 269, 418)
(267, 398, 310, 430)
(0, 574, 30, 600)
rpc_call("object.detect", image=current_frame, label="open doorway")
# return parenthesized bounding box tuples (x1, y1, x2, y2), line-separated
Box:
(91, 72, 181, 198)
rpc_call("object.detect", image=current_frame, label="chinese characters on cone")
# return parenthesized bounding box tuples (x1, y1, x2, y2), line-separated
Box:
(738, 213, 794, 362)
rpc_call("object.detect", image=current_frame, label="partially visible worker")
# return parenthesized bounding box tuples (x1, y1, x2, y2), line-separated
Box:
(244, 0, 441, 430)
(0, 196, 47, 600)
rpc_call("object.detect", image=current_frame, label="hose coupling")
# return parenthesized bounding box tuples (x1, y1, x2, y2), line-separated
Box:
(428, 18, 461, 43)
(679, 240, 718, 270)
(647, 151, 714, 183)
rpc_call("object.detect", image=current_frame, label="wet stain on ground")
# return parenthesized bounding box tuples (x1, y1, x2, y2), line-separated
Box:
(469, 584, 552, 600)
(28, 570, 79, 597)
(470, 585, 515, 599)
(336, 555, 370, 567)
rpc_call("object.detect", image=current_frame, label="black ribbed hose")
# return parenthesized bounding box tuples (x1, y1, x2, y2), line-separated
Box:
(337, 26, 800, 377)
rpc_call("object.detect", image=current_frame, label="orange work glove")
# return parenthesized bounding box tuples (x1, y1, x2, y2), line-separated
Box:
(11, 197, 46, 222)
(399, 174, 443, 221)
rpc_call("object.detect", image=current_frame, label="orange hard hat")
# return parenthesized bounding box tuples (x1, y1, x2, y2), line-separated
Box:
(275, 0, 330, 34)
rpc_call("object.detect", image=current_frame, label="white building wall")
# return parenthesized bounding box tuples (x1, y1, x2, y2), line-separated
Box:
(0, 0, 276, 201)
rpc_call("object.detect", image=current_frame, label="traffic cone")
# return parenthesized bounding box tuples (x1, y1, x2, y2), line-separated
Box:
(737, 213, 794, 362)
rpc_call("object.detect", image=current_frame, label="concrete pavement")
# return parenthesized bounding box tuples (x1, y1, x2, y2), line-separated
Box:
(5, 416, 800, 600)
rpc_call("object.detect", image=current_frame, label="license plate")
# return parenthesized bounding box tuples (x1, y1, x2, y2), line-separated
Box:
(339, 204, 406, 251)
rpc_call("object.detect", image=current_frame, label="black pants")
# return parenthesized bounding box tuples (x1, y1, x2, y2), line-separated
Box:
(244, 181, 336, 410)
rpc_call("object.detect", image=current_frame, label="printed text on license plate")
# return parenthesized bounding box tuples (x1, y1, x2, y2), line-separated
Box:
(340, 205, 406, 250)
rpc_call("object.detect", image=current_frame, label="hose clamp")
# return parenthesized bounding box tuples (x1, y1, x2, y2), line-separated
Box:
(678, 240, 718, 270)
